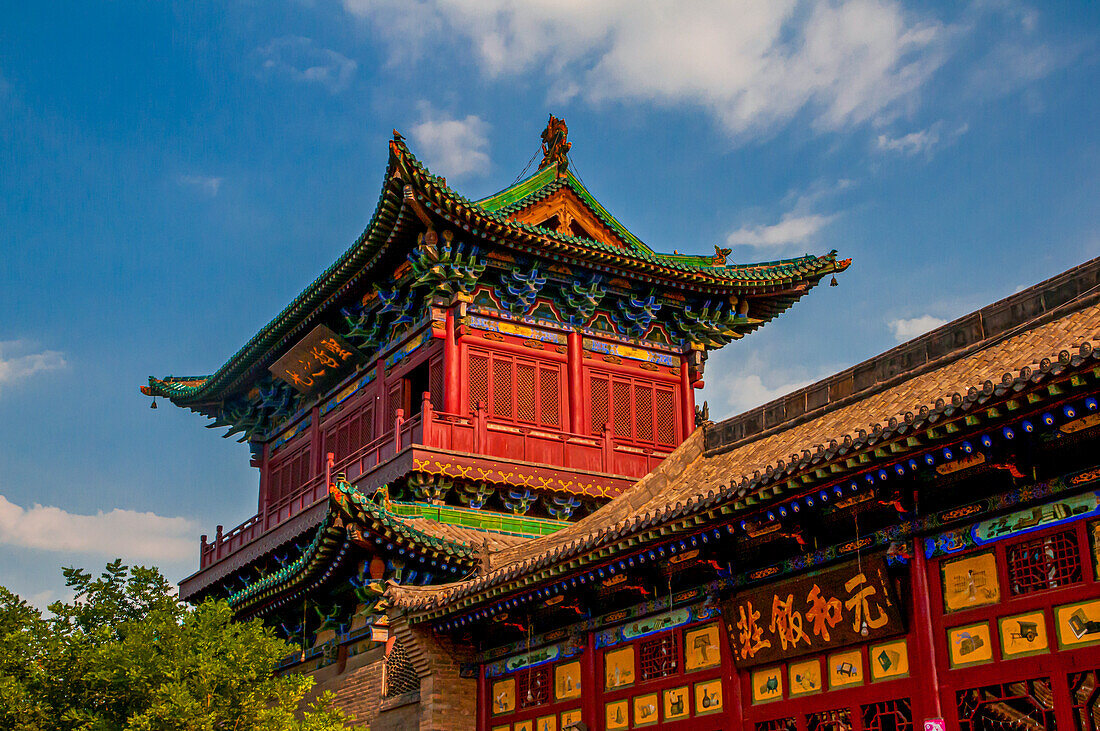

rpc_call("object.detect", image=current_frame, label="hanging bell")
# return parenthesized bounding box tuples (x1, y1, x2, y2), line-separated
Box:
(830, 275, 839, 287)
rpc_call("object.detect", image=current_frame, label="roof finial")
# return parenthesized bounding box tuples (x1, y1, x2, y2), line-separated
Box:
(539, 114, 571, 176)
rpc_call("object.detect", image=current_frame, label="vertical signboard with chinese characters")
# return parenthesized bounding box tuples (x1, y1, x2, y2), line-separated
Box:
(721, 555, 904, 668)
(270, 325, 366, 396)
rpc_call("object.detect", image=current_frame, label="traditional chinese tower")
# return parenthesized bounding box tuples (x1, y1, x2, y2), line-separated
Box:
(144, 117, 848, 724)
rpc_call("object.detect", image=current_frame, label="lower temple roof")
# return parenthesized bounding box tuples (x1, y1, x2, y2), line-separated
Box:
(388, 254, 1100, 618)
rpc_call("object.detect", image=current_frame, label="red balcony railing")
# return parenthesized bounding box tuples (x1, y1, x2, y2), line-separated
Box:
(198, 394, 673, 569)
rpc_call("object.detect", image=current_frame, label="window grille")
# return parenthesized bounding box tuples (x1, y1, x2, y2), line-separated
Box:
(1006, 529, 1082, 595)
(491, 358, 512, 418)
(806, 708, 852, 731)
(635, 383, 653, 442)
(428, 357, 444, 410)
(270, 447, 311, 503)
(516, 363, 537, 422)
(612, 380, 632, 438)
(1069, 668, 1100, 731)
(383, 640, 420, 698)
(639, 631, 679, 681)
(470, 353, 489, 410)
(655, 388, 676, 445)
(591, 376, 609, 435)
(540, 366, 561, 426)
(862, 699, 913, 731)
(386, 384, 402, 425)
(957, 678, 1056, 730)
(516, 666, 551, 709)
(756, 720, 797, 731)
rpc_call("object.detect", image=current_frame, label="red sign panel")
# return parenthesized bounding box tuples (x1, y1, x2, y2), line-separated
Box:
(721, 554, 905, 668)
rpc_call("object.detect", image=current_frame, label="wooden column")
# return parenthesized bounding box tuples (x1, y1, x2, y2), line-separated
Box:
(679, 354, 695, 439)
(582, 629, 598, 730)
(309, 405, 322, 476)
(911, 538, 944, 721)
(567, 330, 584, 433)
(444, 307, 460, 414)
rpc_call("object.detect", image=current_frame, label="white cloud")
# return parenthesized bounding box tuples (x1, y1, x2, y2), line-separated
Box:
(257, 36, 358, 93)
(888, 314, 948, 342)
(410, 106, 491, 178)
(177, 174, 223, 196)
(877, 120, 968, 156)
(727, 213, 836, 249)
(0, 341, 65, 391)
(720, 372, 816, 416)
(346, 0, 949, 141)
(0, 494, 197, 563)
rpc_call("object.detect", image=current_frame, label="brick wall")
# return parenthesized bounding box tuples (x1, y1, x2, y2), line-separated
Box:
(299, 644, 386, 727)
(393, 613, 478, 731)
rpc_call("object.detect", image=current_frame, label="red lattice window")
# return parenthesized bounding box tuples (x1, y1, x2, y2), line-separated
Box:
(386, 383, 402, 425)
(268, 447, 311, 504)
(516, 665, 551, 709)
(635, 383, 653, 440)
(807, 708, 852, 731)
(1006, 529, 1082, 596)
(757, 720, 797, 731)
(591, 376, 609, 435)
(957, 678, 1056, 730)
(588, 370, 677, 445)
(612, 380, 631, 438)
(1069, 668, 1100, 731)
(428, 355, 444, 410)
(491, 358, 512, 418)
(639, 631, 679, 681)
(324, 402, 373, 464)
(470, 353, 488, 410)
(516, 363, 537, 422)
(862, 699, 913, 731)
(470, 349, 563, 427)
(655, 388, 676, 444)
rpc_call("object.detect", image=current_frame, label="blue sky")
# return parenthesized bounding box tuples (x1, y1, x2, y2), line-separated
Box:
(1, 1, 1098, 606)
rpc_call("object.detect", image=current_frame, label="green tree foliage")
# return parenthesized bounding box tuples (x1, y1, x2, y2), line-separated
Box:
(0, 561, 363, 731)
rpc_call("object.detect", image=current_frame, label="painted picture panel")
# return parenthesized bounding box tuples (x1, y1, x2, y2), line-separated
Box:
(974, 491, 1100, 545)
(514, 723, 532, 731)
(559, 709, 581, 728)
(1056, 598, 1100, 649)
(633, 693, 660, 727)
(554, 661, 581, 701)
(604, 645, 635, 689)
(998, 610, 1049, 658)
(941, 551, 1000, 613)
(492, 677, 516, 715)
(722, 554, 904, 668)
(694, 678, 724, 715)
(828, 649, 864, 689)
(947, 623, 994, 667)
(535, 714, 556, 731)
(605, 699, 629, 730)
(684, 623, 721, 672)
(751, 666, 784, 704)
(491, 726, 510, 731)
(869, 639, 909, 681)
(789, 658, 822, 696)
(664, 686, 690, 721)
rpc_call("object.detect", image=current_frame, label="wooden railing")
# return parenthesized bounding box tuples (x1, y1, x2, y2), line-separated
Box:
(199, 394, 672, 569)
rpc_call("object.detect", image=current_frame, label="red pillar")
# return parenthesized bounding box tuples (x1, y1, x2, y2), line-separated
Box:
(911, 539, 944, 721)
(477, 664, 490, 731)
(567, 331, 584, 433)
(444, 307, 460, 414)
(582, 631, 598, 731)
(679, 354, 695, 439)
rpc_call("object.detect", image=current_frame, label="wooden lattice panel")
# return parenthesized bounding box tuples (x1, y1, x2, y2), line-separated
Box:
(470, 353, 488, 410)
(516, 665, 551, 709)
(861, 699, 913, 731)
(1006, 529, 1082, 596)
(957, 678, 1057, 730)
(639, 631, 679, 681)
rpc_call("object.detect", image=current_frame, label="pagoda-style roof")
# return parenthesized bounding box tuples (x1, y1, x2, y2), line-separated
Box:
(196, 475, 533, 614)
(389, 255, 1100, 622)
(144, 125, 849, 410)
